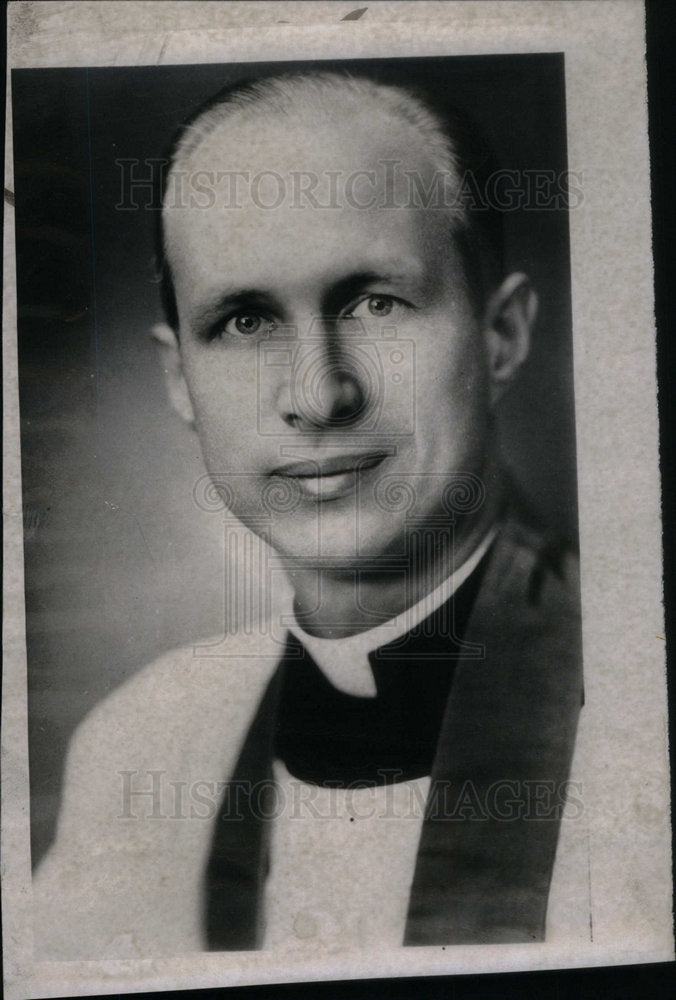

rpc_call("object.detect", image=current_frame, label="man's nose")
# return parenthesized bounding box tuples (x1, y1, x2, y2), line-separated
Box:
(285, 357, 367, 430)
(278, 327, 369, 431)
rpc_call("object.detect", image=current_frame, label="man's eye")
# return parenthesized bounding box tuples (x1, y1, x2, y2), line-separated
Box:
(346, 295, 396, 319)
(223, 313, 266, 336)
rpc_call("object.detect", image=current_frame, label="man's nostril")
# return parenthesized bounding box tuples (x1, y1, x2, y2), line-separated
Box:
(328, 373, 366, 425)
(288, 361, 368, 429)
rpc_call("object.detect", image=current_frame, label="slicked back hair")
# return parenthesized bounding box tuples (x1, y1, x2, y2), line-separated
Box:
(156, 70, 504, 332)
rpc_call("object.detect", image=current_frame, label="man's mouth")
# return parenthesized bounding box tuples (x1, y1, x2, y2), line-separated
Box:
(270, 452, 388, 501)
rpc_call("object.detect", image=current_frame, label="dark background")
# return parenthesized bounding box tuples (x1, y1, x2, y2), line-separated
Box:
(12, 54, 576, 868)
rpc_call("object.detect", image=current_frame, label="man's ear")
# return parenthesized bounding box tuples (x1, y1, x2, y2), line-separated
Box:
(482, 272, 537, 405)
(150, 323, 195, 426)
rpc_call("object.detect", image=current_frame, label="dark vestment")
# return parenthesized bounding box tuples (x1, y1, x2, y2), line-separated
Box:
(204, 506, 584, 948)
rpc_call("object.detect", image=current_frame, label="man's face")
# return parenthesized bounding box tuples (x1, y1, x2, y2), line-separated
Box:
(163, 107, 497, 569)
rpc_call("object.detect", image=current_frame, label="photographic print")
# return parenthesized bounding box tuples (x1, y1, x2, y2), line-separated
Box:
(2, 3, 671, 997)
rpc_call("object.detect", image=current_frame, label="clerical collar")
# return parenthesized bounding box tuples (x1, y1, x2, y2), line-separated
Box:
(288, 526, 497, 697)
(275, 533, 494, 786)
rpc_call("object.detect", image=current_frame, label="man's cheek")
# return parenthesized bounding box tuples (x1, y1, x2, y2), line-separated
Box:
(190, 377, 259, 437)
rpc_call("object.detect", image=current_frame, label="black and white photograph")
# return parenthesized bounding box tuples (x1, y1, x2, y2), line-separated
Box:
(2, 2, 672, 997)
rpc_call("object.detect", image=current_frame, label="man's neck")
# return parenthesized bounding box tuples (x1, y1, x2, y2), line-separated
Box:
(288, 474, 502, 639)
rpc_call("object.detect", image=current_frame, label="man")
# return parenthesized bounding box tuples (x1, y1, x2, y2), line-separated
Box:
(33, 70, 584, 957)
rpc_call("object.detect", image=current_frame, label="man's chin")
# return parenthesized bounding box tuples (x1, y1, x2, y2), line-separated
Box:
(267, 530, 407, 574)
(235, 501, 409, 567)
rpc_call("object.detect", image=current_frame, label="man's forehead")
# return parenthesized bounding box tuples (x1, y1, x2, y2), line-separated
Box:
(164, 176, 455, 288)
(165, 201, 453, 308)
(162, 101, 464, 313)
(171, 104, 451, 198)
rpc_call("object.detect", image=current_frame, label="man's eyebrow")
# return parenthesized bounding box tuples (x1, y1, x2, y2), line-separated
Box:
(189, 289, 281, 333)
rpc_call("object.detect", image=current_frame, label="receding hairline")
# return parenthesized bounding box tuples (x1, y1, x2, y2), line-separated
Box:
(167, 71, 460, 185)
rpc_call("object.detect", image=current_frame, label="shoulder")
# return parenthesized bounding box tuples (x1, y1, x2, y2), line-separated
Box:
(62, 629, 283, 802)
(38, 628, 283, 877)
(33, 632, 285, 961)
(478, 498, 582, 667)
(492, 497, 580, 610)
(465, 490, 584, 703)
(86, 629, 279, 726)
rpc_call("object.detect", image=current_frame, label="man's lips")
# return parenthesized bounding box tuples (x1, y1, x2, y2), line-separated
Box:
(270, 452, 388, 479)
(269, 452, 388, 501)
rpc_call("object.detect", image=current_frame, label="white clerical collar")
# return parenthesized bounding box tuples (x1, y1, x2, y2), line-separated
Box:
(288, 526, 498, 698)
